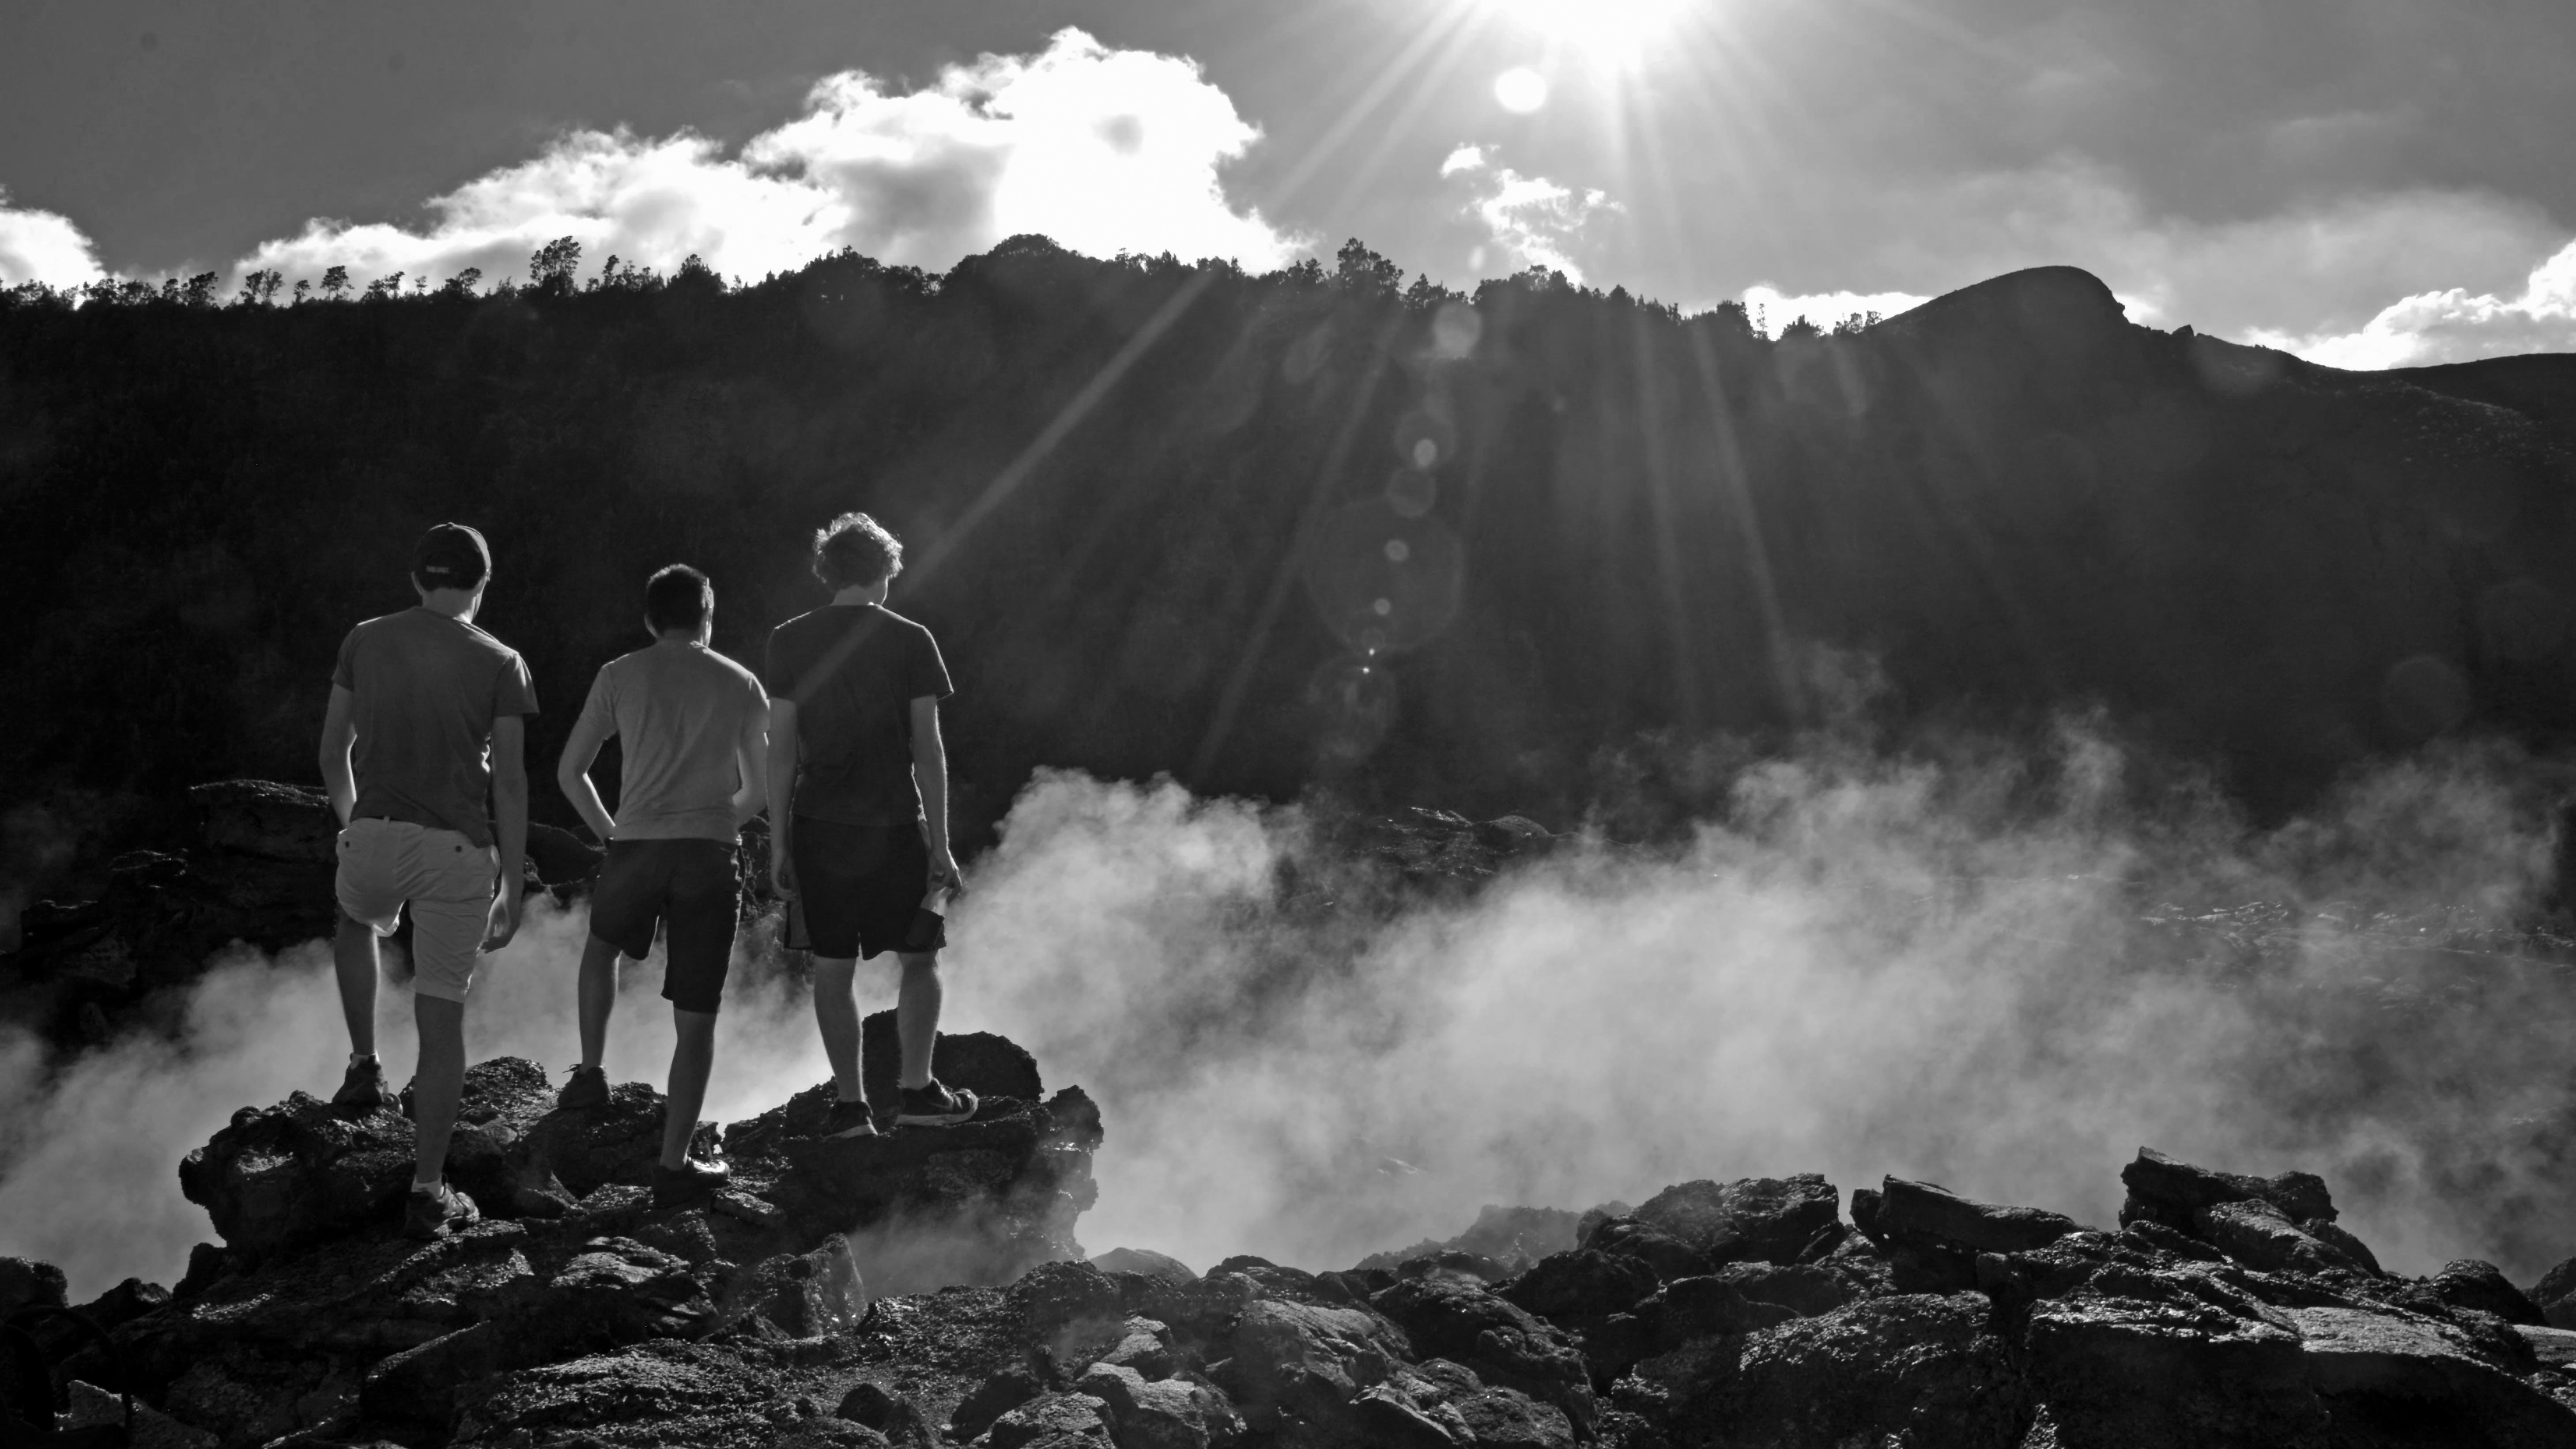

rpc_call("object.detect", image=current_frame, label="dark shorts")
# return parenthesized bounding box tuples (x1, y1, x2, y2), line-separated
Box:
(590, 838, 740, 1014)
(790, 816, 944, 961)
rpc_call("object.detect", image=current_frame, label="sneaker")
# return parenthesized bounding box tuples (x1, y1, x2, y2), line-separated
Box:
(556, 1064, 609, 1111)
(403, 1181, 481, 1240)
(818, 1098, 880, 1141)
(652, 1157, 731, 1209)
(333, 1057, 389, 1111)
(894, 1081, 978, 1128)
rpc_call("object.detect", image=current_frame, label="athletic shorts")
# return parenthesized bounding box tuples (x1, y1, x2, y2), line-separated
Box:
(589, 838, 740, 1015)
(336, 818, 497, 1004)
(789, 817, 944, 961)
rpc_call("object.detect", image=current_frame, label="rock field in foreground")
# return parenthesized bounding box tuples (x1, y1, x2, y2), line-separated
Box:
(4, 1030, 2575, 1449)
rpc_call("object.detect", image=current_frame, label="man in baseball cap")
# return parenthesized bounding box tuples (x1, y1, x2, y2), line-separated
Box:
(317, 521, 536, 1238)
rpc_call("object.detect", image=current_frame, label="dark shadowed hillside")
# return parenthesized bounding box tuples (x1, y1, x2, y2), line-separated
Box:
(2, 245, 2572, 890)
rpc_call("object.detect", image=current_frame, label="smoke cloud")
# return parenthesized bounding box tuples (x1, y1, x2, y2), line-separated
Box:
(0, 190, 108, 289)
(3, 732, 2570, 1303)
(230, 28, 1301, 293)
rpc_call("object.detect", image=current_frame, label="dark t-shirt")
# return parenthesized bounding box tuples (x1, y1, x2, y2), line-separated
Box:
(761, 603, 952, 826)
(332, 607, 539, 846)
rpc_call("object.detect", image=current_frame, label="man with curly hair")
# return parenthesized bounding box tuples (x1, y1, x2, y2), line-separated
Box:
(762, 512, 973, 1139)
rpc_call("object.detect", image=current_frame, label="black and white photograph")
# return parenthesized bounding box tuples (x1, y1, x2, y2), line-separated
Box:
(3, 1, 2574, 1443)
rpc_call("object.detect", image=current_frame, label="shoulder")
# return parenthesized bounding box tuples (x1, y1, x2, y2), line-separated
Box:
(702, 648, 764, 690)
(876, 607, 939, 645)
(454, 617, 525, 665)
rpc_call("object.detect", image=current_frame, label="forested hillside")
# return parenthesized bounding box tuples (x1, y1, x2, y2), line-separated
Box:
(3, 240, 2572, 887)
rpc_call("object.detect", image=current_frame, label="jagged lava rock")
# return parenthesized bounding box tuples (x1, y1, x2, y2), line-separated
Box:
(2433, 1258, 2552, 1328)
(1873, 1176, 2081, 1253)
(2193, 1198, 2366, 1278)
(1622, 1174, 1841, 1269)
(2119, 1145, 2336, 1230)
(178, 1092, 419, 1255)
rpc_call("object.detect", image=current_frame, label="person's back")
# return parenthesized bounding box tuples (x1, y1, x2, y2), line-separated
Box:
(763, 603, 946, 827)
(587, 641, 766, 840)
(339, 606, 532, 845)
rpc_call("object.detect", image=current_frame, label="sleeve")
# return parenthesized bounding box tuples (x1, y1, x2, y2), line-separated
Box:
(494, 652, 539, 717)
(331, 628, 360, 690)
(910, 627, 954, 702)
(575, 665, 618, 738)
(758, 627, 797, 701)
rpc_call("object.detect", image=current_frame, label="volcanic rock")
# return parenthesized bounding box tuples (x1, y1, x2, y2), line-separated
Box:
(1093, 1248, 1198, 1286)
(1221, 1297, 1411, 1433)
(2541, 1257, 2576, 1330)
(1075, 1362, 1241, 1449)
(2119, 1146, 2337, 1231)
(2024, 1280, 2324, 1446)
(1622, 1174, 1841, 1268)
(0, 1255, 68, 1316)
(2433, 1258, 2552, 1328)
(1370, 1272, 1596, 1431)
(177, 1091, 419, 1255)
(1871, 1175, 2081, 1254)
(1356, 1204, 1587, 1276)
(1502, 1249, 1660, 1323)
(2193, 1198, 2366, 1278)
(189, 779, 338, 862)
(2288, 1304, 2576, 1442)
(1632, 1292, 2028, 1449)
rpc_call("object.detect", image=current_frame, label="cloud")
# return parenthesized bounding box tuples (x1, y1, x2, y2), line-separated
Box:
(234, 28, 1300, 291)
(0, 192, 107, 288)
(2248, 238, 2576, 370)
(1440, 144, 1618, 285)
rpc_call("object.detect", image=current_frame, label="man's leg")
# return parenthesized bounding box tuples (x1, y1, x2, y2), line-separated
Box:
(334, 911, 379, 1057)
(894, 951, 942, 1090)
(661, 1008, 717, 1169)
(412, 994, 466, 1186)
(812, 956, 863, 1102)
(577, 934, 621, 1071)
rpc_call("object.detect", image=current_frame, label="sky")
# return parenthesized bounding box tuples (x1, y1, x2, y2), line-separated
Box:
(2, 0, 2574, 366)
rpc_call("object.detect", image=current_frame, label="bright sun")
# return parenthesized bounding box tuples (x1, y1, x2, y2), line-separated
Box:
(1492, 0, 1686, 54)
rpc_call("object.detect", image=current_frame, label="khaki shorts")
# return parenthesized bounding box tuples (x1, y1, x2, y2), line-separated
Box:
(336, 818, 497, 1004)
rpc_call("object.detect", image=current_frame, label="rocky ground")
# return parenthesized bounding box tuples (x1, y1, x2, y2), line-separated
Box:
(8, 784, 2576, 1445)
(4, 1037, 2575, 1448)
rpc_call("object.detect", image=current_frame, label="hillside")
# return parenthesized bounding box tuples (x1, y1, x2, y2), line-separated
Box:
(1, 245, 2571, 884)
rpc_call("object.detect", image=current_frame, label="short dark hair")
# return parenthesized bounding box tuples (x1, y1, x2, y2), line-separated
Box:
(645, 563, 713, 635)
(813, 512, 903, 591)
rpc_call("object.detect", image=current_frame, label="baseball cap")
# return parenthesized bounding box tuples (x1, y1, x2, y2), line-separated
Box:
(411, 522, 491, 589)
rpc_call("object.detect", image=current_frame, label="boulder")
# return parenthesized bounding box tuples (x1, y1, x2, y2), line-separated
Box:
(734, 1235, 871, 1337)
(1370, 1272, 1595, 1430)
(2432, 1259, 2550, 1328)
(2193, 1199, 2363, 1277)
(1581, 1218, 1707, 1280)
(859, 1011, 1043, 1116)
(983, 1390, 1114, 1449)
(1093, 1248, 1197, 1286)
(1501, 1249, 1660, 1322)
(360, 1320, 506, 1426)
(1642, 1275, 1799, 1349)
(1707, 1260, 1858, 1318)
(1075, 1362, 1239, 1449)
(177, 1091, 417, 1254)
(1625, 1174, 1841, 1268)
(2540, 1257, 2576, 1331)
(2287, 1305, 2576, 1443)
(2025, 1287, 2326, 1447)
(952, 1366, 1047, 1441)
(1644, 1293, 2029, 1449)
(1223, 1298, 1411, 1431)
(2119, 1147, 2336, 1233)
(1873, 1176, 2080, 1254)
(0, 1256, 68, 1316)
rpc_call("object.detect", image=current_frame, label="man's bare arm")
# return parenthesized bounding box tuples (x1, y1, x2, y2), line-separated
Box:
(910, 695, 960, 888)
(554, 706, 618, 841)
(319, 685, 358, 826)
(486, 714, 530, 950)
(765, 699, 800, 897)
(733, 694, 771, 828)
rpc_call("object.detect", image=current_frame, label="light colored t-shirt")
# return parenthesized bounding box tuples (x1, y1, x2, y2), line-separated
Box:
(575, 641, 768, 841)
(333, 608, 539, 848)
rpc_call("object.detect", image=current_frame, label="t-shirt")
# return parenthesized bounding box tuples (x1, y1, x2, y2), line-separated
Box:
(332, 607, 539, 847)
(760, 604, 952, 826)
(573, 641, 768, 842)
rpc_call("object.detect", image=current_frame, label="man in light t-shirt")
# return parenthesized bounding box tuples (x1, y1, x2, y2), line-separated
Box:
(554, 563, 769, 1208)
(319, 522, 535, 1240)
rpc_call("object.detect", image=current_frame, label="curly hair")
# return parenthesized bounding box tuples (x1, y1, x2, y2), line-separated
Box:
(812, 512, 904, 591)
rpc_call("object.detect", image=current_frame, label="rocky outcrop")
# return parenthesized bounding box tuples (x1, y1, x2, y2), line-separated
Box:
(16, 1120, 2576, 1448)
(2540, 1256, 2576, 1330)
